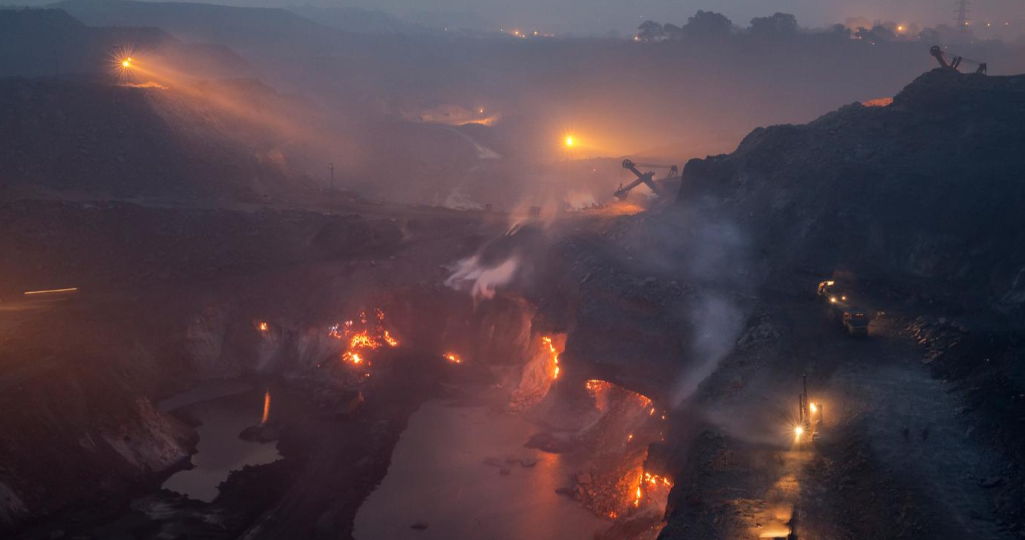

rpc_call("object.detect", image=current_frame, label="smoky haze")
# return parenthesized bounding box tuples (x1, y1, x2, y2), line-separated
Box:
(4, 0, 1025, 209)
(21, 0, 1023, 37)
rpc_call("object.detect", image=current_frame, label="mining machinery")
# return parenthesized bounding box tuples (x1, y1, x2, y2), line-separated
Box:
(614, 159, 679, 200)
(817, 280, 870, 337)
(796, 374, 824, 442)
(930, 45, 987, 74)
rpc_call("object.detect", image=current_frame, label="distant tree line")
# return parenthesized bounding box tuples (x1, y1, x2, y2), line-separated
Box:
(633, 10, 974, 45)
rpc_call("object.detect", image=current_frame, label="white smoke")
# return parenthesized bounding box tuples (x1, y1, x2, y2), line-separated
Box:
(564, 189, 597, 211)
(444, 255, 520, 302)
(670, 293, 744, 405)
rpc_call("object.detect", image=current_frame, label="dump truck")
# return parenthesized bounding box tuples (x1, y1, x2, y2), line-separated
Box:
(817, 280, 869, 337)
(840, 308, 870, 336)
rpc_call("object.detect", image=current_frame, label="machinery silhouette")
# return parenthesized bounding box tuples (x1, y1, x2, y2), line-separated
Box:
(614, 159, 679, 200)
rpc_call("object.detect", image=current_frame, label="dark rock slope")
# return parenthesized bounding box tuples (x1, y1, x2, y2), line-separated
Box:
(0, 78, 320, 203)
(678, 68, 1025, 315)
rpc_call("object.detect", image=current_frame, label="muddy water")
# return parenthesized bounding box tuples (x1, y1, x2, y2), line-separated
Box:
(354, 400, 610, 540)
(160, 382, 281, 502)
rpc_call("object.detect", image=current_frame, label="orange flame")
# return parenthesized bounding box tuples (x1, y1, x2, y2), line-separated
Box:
(329, 309, 399, 367)
(258, 321, 269, 332)
(633, 471, 674, 509)
(542, 336, 560, 379)
(444, 353, 462, 364)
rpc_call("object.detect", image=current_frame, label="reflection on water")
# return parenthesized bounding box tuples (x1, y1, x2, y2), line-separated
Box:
(261, 390, 271, 424)
(161, 384, 281, 502)
(354, 401, 609, 540)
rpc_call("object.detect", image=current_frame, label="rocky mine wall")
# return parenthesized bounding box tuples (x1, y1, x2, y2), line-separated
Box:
(676, 69, 1025, 316)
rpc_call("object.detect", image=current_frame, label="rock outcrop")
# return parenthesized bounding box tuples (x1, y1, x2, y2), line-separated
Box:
(677, 69, 1025, 315)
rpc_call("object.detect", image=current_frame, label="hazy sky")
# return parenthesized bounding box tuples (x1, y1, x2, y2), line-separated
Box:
(326, 0, 1023, 35)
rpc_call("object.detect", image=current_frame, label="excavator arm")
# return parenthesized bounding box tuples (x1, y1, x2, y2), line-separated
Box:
(614, 159, 678, 200)
(930, 45, 987, 75)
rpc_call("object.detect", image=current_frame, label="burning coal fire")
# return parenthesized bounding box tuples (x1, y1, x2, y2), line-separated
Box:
(328, 309, 399, 365)
(631, 471, 673, 510)
(509, 333, 566, 410)
(585, 379, 654, 415)
(542, 336, 560, 379)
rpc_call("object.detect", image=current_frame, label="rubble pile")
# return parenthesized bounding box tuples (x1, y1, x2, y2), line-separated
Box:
(906, 315, 970, 364)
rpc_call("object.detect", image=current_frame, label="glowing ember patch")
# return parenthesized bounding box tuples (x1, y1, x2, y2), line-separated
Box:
(643, 472, 673, 487)
(585, 379, 613, 411)
(258, 321, 269, 332)
(349, 332, 382, 350)
(328, 308, 399, 367)
(444, 353, 462, 364)
(862, 97, 893, 107)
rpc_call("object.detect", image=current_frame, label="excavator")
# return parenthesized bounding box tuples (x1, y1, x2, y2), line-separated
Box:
(930, 45, 987, 74)
(795, 374, 824, 442)
(614, 159, 679, 200)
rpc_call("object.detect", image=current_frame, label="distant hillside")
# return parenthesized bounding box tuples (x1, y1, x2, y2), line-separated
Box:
(0, 8, 255, 80)
(49, 0, 351, 55)
(286, 5, 420, 35)
(0, 78, 321, 203)
(676, 69, 1025, 314)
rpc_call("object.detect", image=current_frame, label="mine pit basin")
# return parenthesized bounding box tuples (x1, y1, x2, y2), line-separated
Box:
(354, 398, 609, 540)
(159, 381, 283, 502)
